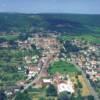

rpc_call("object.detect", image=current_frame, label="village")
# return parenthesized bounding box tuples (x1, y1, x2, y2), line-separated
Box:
(0, 33, 100, 100)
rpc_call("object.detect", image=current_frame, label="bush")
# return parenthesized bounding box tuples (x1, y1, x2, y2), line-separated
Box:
(58, 91, 71, 100)
(15, 91, 32, 100)
(87, 95, 94, 100)
(0, 90, 7, 100)
(46, 84, 57, 96)
(77, 80, 83, 88)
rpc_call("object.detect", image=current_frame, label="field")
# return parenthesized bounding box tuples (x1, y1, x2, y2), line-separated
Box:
(59, 34, 100, 44)
(71, 75, 90, 96)
(0, 46, 39, 86)
(0, 34, 19, 41)
(48, 61, 79, 75)
(27, 87, 56, 100)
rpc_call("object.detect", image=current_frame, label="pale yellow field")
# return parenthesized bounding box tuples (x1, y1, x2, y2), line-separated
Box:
(78, 75, 90, 96)
(71, 75, 90, 96)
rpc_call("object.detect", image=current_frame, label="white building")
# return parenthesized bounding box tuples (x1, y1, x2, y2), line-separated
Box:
(57, 79, 74, 94)
(42, 79, 52, 84)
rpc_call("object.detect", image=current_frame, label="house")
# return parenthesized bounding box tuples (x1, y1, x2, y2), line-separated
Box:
(96, 74, 100, 80)
(0, 42, 9, 48)
(32, 55, 39, 63)
(17, 40, 31, 49)
(5, 86, 20, 96)
(24, 56, 32, 64)
(5, 91, 13, 96)
(90, 60, 97, 66)
(40, 70, 48, 78)
(32, 55, 39, 60)
(42, 79, 52, 85)
(16, 80, 25, 86)
(28, 66, 40, 79)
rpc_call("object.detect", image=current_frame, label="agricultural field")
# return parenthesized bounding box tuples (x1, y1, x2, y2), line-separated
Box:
(59, 34, 100, 44)
(0, 34, 19, 41)
(27, 87, 57, 100)
(0, 48, 26, 87)
(0, 41, 40, 88)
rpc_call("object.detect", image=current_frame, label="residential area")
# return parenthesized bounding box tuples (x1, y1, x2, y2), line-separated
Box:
(0, 33, 100, 100)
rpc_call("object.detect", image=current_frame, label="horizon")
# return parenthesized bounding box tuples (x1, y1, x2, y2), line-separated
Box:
(1, 12, 100, 15)
(0, 0, 100, 14)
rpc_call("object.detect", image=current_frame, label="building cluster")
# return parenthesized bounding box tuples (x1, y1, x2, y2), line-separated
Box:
(32, 36, 60, 55)
(66, 39, 100, 82)
(33, 73, 75, 95)
(18, 35, 75, 95)
(2, 34, 99, 98)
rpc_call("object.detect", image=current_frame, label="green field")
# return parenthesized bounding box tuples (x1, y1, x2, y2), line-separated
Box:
(59, 34, 100, 44)
(48, 61, 78, 75)
(0, 34, 19, 41)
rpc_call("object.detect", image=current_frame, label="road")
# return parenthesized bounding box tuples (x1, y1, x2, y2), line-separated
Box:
(21, 55, 54, 93)
(20, 38, 60, 93)
(71, 61, 99, 100)
(21, 65, 44, 93)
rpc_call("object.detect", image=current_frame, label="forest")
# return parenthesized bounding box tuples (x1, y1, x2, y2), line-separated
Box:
(0, 13, 100, 34)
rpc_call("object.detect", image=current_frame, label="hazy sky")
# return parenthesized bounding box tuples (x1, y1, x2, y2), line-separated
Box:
(0, 0, 100, 14)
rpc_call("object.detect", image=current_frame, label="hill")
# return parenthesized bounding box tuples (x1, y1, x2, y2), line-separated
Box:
(0, 13, 100, 34)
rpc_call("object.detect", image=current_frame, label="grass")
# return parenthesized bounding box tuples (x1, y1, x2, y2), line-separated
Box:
(76, 34, 100, 44)
(59, 34, 100, 44)
(48, 61, 78, 75)
(29, 87, 57, 100)
(0, 43, 40, 83)
(28, 87, 46, 100)
(0, 48, 26, 83)
(0, 34, 19, 41)
(0, 71, 26, 83)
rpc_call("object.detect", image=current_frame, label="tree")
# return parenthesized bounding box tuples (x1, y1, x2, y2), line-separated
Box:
(15, 91, 32, 100)
(0, 38, 6, 43)
(26, 69, 29, 75)
(64, 41, 81, 53)
(0, 90, 7, 100)
(19, 33, 29, 41)
(31, 44, 36, 50)
(87, 95, 94, 100)
(58, 91, 71, 100)
(8, 40, 18, 49)
(76, 89, 83, 100)
(39, 97, 46, 100)
(46, 84, 57, 96)
(77, 80, 83, 89)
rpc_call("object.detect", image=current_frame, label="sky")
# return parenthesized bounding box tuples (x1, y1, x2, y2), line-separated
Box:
(0, 0, 100, 14)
